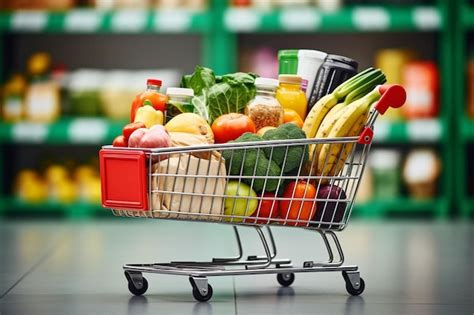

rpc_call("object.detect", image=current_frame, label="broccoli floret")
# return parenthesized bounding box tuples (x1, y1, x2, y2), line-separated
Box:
(262, 123, 309, 173)
(221, 132, 282, 193)
(243, 151, 281, 193)
(222, 133, 262, 175)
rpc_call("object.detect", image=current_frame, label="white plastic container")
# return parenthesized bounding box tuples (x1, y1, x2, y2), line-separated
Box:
(296, 49, 327, 99)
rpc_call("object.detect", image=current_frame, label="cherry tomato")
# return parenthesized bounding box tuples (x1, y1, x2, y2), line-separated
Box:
(280, 181, 317, 226)
(283, 108, 304, 128)
(245, 193, 279, 224)
(211, 113, 256, 143)
(130, 91, 168, 122)
(112, 135, 127, 147)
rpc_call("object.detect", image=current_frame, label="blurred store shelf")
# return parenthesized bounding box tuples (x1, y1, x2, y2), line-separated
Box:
(1, 197, 105, 219)
(0, 118, 126, 144)
(373, 119, 443, 143)
(461, 5, 474, 29)
(224, 5, 441, 33)
(355, 197, 448, 218)
(460, 118, 474, 141)
(0, 9, 211, 33)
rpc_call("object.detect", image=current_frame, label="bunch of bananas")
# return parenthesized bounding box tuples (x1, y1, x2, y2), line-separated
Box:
(303, 68, 386, 179)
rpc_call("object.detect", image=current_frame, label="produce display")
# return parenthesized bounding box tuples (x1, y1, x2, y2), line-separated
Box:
(104, 47, 404, 228)
(1, 52, 180, 123)
(14, 162, 101, 205)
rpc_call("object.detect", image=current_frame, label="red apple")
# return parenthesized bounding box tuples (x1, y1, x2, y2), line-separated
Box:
(245, 193, 279, 224)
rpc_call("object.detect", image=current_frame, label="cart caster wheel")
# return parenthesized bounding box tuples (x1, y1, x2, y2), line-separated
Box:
(345, 276, 365, 296)
(128, 277, 148, 296)
(192, 284, 213, 302)
(277, 273, 295, 287)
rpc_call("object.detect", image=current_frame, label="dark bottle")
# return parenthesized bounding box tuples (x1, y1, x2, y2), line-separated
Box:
(307, 54, 358, 113)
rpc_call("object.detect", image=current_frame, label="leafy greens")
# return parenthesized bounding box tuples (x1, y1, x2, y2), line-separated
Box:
(181, 65, 257, 123)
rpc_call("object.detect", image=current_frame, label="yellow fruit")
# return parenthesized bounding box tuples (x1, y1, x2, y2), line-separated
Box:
(74, 165, 96, 183)
(45, 165, 68, 185)
(302, 94, 338, 138)
(27, 52, 51, 76)
(317, 100, 371, 175)
(257, 126, 276, 136)
(20, 179, 48, 203)
(165, 113, 214, 144)
(56, 180, 77, 204)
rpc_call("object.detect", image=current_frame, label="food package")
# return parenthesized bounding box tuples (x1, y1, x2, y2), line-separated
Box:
(151, 153, 226, 220)
(403, 149, 441, 199)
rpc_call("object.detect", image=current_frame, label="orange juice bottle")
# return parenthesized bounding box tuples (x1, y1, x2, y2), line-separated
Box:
(276, 75, 307, 120)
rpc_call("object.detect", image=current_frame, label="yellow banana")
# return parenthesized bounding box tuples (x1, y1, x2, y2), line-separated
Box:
(302, 94, 338, 138)
(310, 102, 348, 160)
(317, 98, 372, 175)
(327, 109, 369, 178)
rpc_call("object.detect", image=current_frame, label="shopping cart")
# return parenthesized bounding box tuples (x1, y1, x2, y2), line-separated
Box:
(99, 84, 406, 302)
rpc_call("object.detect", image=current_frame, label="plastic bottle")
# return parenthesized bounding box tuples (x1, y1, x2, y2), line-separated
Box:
(307, 54, 358, 113)
(245, 78, 283, 130)
(130, 79, 168, 122)
(24, 52, 60, 123)
(2, 74, 26, 122)
(278, 50, 299, 75)
(276, 75, 307, 120)
(297, 49, 327, 98)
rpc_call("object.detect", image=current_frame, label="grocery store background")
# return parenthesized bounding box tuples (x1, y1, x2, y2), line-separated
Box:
(1, 0, 472, 219)
(0, 0, 474, 314)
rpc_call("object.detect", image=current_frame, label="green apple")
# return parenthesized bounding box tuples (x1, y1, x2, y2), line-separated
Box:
(224, 181, 258, 222)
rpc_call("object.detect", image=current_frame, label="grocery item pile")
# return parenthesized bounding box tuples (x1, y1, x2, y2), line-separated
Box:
(105, 49, 393, 227)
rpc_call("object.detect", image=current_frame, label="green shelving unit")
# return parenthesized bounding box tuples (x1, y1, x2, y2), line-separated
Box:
(0, 118, 126, 144)
(0, 0, 461, 218)
(2, 198, 105, 219)
(0, 9, 212, 33)
(454, 0, 473, 217)
(223, 5, 440, 33)
(355, 197, 448, 217)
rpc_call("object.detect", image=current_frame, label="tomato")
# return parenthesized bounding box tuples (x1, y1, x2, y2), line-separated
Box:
(122, 122, 146, 141)
(245, 193, 279, 224)
(283, 108, 304, 128)
(130, 91, 168, 122)
(280, 181, 317, 226)
(112, 135, 127, 147)
(211, 113, 256, 143)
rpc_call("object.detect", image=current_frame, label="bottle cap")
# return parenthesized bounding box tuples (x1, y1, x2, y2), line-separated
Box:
(255, 77, 279, 88)
(297, 49, 327, 60)
(166, 87, 194, 97)
(147, 79, 162, 86)
(278, 74, 302, 85)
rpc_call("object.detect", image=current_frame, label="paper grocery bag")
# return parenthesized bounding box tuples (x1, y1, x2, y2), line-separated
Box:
(151, 154, 226, 221)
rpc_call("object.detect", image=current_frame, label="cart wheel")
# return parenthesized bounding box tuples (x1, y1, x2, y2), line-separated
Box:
(277, 273, 295, 287)
(345, 277, 365, 296)
(128, 277, 148, 296)
(192, 283, 213, 302)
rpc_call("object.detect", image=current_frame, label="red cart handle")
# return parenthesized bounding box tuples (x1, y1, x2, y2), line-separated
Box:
(358, 84, 407, 145)
(374, 84, 406, 115)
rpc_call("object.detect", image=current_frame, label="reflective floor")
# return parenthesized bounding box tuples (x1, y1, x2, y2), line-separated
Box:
(0, 219, 473, 315)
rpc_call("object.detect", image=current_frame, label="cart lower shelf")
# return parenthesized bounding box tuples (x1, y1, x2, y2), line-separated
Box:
(122, 226, 365, 302)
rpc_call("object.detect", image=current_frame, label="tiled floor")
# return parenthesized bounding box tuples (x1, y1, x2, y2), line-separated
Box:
(0, 219, 473, 315)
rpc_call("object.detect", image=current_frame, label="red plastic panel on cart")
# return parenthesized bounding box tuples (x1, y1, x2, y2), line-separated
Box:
(99, 149, 148, 211)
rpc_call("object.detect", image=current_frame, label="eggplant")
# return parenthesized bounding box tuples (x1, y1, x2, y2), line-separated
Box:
(312, 185, 347, 229)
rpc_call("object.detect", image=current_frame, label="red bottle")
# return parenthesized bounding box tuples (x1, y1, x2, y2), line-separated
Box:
(130, 79, 168, 122)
